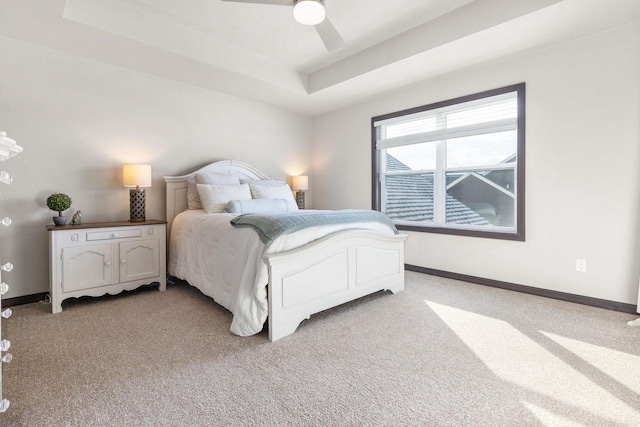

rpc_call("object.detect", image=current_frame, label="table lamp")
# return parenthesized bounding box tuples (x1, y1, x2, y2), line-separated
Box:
(292, 175, 308, 209)
(123, 164, 151, 222)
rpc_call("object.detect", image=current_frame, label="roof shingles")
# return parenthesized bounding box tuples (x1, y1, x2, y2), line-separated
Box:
(384, 155, 489, 225)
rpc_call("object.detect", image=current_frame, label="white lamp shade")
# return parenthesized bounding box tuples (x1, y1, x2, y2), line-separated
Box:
(123, 164, 152, 188)
(292, 175, 309, 191)
(293, 0, 325, 26)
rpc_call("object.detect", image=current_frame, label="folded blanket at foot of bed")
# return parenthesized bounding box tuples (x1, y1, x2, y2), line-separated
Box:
(230, 209, 398, 244)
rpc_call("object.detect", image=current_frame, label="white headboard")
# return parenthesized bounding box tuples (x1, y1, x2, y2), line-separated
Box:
(163, 160, 270, 241)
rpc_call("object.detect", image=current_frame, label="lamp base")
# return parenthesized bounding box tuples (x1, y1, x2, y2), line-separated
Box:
(296, 191, 305, 210)
(129, 189, 146, 222)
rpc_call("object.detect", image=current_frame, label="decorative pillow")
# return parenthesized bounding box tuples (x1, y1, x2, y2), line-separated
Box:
(239, 179, 285, 187)
(197, 183, 251, 214)
(187, 173, 241, 209)
(225, 198, 298, 214)
(195, 173, 241, 185)
(187, 180, 202, 210)
(250, 184, 297, 208)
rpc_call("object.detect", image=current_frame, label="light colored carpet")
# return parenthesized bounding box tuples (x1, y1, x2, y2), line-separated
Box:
(1, 271, 639, 426)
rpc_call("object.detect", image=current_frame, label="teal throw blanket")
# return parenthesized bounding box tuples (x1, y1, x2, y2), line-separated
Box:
(230, 209, 398, 244)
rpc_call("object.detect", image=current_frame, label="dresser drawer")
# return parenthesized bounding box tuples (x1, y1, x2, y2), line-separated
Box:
(86, 229, 142, 241)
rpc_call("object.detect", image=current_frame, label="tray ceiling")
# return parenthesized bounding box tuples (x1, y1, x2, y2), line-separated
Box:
(0, 0, 639, 115)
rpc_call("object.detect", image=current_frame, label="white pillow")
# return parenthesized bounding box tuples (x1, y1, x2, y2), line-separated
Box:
(250, 184, 297, 207)
(197, 183, 252, 214)
(187, 180, 202, 210)
(240, 179, 285, 187)
(195, 173, 240, 185)
(187, 174, 241, 209)
(225, 198, 298, 214)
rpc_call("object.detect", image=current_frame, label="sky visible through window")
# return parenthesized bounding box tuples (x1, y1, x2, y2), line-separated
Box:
(385, 97, 517, 170)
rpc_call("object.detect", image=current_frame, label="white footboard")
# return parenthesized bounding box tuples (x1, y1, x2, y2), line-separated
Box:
(265, 231, 408, 342)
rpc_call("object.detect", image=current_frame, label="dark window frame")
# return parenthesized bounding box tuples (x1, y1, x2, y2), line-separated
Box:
(371, 83, 526, 241)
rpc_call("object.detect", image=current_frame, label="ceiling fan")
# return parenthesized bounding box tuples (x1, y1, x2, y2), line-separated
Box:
(221, 0, 345, 51)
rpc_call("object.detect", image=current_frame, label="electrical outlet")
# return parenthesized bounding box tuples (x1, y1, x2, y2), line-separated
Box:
(576, 259, 587, 272)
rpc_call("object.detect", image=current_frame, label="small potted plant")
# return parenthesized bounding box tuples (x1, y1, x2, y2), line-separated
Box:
(47, 193, 72, 226)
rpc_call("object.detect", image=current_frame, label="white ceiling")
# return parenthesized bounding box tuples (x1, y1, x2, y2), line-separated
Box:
(1, 0, 640, 115)
(109, 0, 475, 73)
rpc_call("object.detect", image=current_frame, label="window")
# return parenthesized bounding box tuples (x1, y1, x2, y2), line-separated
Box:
(372, 83, 525, 240)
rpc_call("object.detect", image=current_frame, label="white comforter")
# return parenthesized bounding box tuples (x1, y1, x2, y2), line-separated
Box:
(168, 209, 395, 336)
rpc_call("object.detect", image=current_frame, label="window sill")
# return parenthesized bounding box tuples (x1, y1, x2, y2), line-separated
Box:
(396, 224, 525, 241)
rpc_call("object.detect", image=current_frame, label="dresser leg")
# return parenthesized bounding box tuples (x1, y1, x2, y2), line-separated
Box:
(51, 300, 62, 314)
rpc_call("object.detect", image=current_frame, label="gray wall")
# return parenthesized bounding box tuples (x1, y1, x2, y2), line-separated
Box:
(0, 36, 313, 298)
(312, 23, 640, 305)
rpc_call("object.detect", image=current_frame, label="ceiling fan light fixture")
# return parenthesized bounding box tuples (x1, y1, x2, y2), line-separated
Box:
(293, 0, 325, 26)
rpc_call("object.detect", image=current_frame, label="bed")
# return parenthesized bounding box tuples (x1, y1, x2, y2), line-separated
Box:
(164, 160, 408, 341)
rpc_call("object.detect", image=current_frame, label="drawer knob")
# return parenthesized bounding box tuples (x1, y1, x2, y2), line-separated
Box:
(1, 353, 12, 363)
(0, 339, 10, 352)
(112, 233, 119, 238)
(1, 308, 12, 319)
(120, 259, 126, 265)
(104, 261, 111, 267)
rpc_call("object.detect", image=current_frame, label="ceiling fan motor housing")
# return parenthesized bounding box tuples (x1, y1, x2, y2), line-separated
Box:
(293, 0, 326, 26)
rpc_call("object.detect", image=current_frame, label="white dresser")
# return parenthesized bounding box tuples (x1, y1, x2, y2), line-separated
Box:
(47, 220, 166, 313)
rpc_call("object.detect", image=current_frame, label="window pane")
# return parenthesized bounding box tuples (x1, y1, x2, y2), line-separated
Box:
(446, 130, 517, 168)
(385, 116, 437, 139)
(373, 83, 525, 239)
(384, 173, 434, 223)
(387, 142, 437, 171)
(446, 170, 515, 227)
(446, 95, 517, 129)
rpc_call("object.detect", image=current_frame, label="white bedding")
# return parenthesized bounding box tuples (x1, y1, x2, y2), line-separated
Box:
(168, 209, 396, 336)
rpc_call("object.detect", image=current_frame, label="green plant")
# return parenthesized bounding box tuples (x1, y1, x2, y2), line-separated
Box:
(46, 193, 72, 216)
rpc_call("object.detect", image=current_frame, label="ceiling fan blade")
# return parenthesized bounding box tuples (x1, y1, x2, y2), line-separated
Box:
(315, 17, 345, 51)
(220, 0, 291, 5)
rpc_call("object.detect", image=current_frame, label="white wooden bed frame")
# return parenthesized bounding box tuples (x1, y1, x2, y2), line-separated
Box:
(164, 160, 408, 341)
